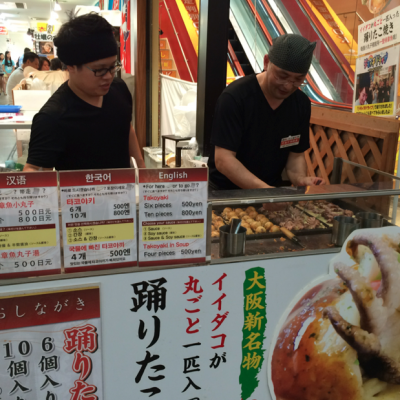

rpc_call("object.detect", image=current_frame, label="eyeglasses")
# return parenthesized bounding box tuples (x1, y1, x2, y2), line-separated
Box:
(84, 62, 122, 77)
(271, 68, 307, 88)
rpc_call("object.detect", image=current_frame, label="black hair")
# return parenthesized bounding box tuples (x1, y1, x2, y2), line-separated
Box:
(4, 51, 12, 67)
(50, 57, 62, 71)
(38, 56, 50, 71)
(24, 47, 30, 53)
(54, 12, 114, 47)
(23, 52, 39, 64)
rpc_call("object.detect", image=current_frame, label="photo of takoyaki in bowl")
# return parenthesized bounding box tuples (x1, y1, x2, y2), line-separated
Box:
(270, 228, 400, 400)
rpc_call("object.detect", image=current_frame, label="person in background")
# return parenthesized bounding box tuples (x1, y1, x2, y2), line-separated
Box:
(2, 51, 15, 85)
(354, 85, 368, 106)
(17, 47, 30, 67)
(50, 58, 62, 71)
(6, 52, 39, 104)
(0, 53, 5, 95)
(372, 83, 379, 104)
(389, 75, 396, 103)
(384, 79, 391, 103)
(24, 13, 145, 172)
(38, 57, 50, 71)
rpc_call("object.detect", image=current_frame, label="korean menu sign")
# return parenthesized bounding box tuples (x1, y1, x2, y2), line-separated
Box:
(0, 287, 102, 399)
(138, 168, 208, 267)
(0, 172, 61, 279)
(353, 44, 400, 116)
(59, 169, 137, 273)
(358, 5, 400, 56)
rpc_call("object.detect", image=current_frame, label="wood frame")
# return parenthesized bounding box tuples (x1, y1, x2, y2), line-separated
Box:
(305, 106, 400, 184)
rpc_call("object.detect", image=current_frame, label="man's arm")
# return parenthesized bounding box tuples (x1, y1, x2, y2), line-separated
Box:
(23, 163, 53, 172)
(215, 146, 273, 189)
(285, 152, 325, 186)
(129, 125, 146, 168)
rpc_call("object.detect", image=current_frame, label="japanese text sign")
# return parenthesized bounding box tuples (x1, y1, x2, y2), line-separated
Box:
(138, 168, 208, 267)
(358, 5, 400, 56)
(0, 172, 61, 279)
(0, 287, 102, 400)
(353, 45, 400, 116)
(59, 169, 137, 273)
(129, 265, 267, 399)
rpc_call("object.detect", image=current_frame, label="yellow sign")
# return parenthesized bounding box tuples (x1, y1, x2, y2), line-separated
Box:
(66, 222, 134, 245)
(0, 228, 57, 249)
(142, 223, 204, 241)
(355, 102, 394, 116)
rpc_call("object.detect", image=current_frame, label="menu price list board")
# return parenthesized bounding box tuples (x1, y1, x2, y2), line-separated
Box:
(59, 169, 137, 273)
(0, 172, 61, 279)
(0, 287, 103, 400)
(138, 168, 208, 267)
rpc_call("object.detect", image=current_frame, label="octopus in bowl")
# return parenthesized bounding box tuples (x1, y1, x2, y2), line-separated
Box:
(271, 232, 400, 399)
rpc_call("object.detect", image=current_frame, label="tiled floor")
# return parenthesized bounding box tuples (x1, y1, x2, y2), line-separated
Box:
(0, 92, 18, 166)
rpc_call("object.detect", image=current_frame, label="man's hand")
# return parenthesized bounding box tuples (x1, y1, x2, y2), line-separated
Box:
(296, 176, 325, 186)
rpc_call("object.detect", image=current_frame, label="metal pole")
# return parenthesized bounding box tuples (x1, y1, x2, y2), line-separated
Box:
(196, 0, 231, 157)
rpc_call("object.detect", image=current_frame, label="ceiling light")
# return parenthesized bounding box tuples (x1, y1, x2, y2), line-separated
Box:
(50, 11, 58, 20)
(54, 1, 61, 11)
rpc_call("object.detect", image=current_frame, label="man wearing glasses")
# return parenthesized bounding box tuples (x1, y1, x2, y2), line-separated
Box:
(24, 13, 145, 172)
(208, 34, 325, 190)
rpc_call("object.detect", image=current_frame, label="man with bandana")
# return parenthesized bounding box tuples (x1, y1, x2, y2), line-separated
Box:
(24, 13, 145, 172)
(208, 34, 325, 190)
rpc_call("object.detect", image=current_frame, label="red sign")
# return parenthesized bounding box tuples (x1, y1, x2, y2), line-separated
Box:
(0, 26, 8, 35)
(112, 0, 120, 10)
(120, 0, 132, 74)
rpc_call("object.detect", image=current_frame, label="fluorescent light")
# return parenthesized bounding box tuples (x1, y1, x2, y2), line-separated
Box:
(54, 1, 61, 11)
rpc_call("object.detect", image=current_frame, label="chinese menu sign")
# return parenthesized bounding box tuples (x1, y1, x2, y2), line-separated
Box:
(59, 169, 137, 273)
(358, 5, 400, 56)
(0, 287, 102, 400)
(138, 168, 208, 267)
(129, 265, 267, 399)
(0, 172, 61, 279)
(353, 45, 400, 116)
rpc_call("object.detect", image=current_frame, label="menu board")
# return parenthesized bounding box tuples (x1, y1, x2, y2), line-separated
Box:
(0, 287, 103, 399)
(138, 168, 208, 267)
(0, 172, 61, 279)
(59, 169, 137, 273)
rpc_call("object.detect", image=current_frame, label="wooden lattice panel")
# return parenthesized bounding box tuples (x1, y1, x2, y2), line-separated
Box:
(305, 106, 400, 184)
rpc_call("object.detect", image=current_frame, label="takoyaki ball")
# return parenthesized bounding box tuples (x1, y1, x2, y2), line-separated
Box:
(270, 225, 281, 233)
(246, 228, 254, 235)
(255, 226, 267, 234)
(250, 221, 261, 231)
(238, 212, 247, 218)
(256, 214, 266, 222)
(246, 206, 256, 213)
(248, 211, 258, 219)
(211, 231, 220, 238)
(264, 222, 273, 231)
(234, 208, 244, 215)
(227, 211, 237, 219)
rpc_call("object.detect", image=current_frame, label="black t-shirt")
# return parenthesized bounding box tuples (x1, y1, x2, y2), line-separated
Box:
(27, 79, 132, 170)
(378, 87, 386, 103)
(208, 74, 311, 190)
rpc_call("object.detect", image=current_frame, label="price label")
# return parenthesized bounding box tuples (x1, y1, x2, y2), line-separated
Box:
(0, 171, 61, 279)
(59, 169, 137, 272)
(138, 168, 208, 267)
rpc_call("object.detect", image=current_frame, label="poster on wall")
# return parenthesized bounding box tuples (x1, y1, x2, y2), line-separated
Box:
(59, 169, 137, 273)
(358, 5, 400, 56)
(0, 172, 61, 279)
(267, 226, 400, 400)
(353, 44, 400, 116)
(120, 0, 134, 74)
(0, 286, 103, 399)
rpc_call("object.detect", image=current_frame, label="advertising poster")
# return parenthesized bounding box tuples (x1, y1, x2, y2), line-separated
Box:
(59, 169, 137, 273)
(358, 5, 400, 56)
(138, 168, 208, 267)
(0, 287, 102, 400)
(268, 226, 400, 400)
(353, 44, 400, 116)
(0, 172, 61, 279)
